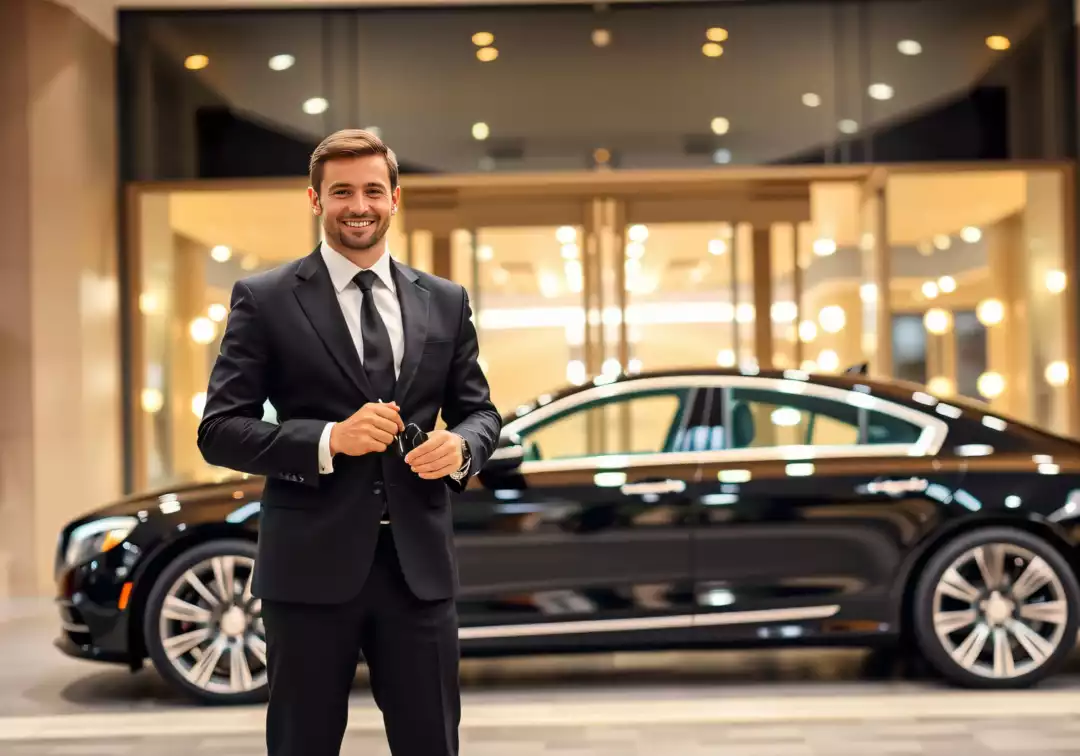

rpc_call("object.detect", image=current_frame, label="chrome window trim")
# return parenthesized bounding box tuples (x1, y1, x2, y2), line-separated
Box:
(457, 604, 840, 640)
(503, 374, 949, 473)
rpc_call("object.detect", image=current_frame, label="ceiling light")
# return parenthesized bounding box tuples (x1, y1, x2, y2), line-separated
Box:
(838, 119, 859, 134)
(937, 275, 957, 293)
(628, 224, 649, 243)
(798, 320, 818, 342)
(977, 371, 1005, 399)
(818, 305, 846, 334)
(1046, 270, 1067, 293)
(593, 147, 611, 165)
(712, 149, 732, 164)
(302, 97, 329, 115)
(268, 54, 295, 71)
(716, 349, 736, 368)
(477, 245, 494, 262)
(923, 308, 952, 335)
(192, 392, 207, 418)
(708, 239, 728, 256)
(960, 226, 982, 243)
(1046, 361, 1070, 387)
(592, 29, 611, 47)
(210, 245, 232, 262)
(976, 298, 1004, 326)
(472, 122, 490, 140)
(184, 54, 209, 70)
(702, 42, 723, 58)
(556, 226, 576, 244)
(817, 349, 840, 372)
(208, 303, 228, 322)
(813, 238, 836, 257)
(868, 83, 894, 100)
(706, 27, 728, 42)
(897, 39, 922, 55)
(802, 93, 821, 107)
(710, 116, 730, 135)
(986, 35, 1010, 51)
(933, 234, 951, 250)
(625, 242, 645, 259)
(189, 317, 217, 345)
(472, 31, 494, 46)
(927, 376, 954, 396)
(476, 47, 498, 62)
(921, 281, 939, 299)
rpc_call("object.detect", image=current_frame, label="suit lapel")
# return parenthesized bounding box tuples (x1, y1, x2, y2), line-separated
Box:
(391, 259, 430, 405)
(293, 249, 375, 400)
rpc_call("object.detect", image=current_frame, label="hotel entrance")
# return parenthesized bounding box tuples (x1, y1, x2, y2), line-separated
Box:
(127, 164, 1077, 492)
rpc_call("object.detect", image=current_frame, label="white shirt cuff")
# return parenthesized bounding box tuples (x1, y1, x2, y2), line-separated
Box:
(319, 422, 336, 474)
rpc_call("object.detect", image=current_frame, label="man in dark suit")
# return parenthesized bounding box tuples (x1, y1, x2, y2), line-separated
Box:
(196, 129, 502, 756)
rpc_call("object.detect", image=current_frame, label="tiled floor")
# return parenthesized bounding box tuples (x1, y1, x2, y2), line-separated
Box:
(7, 718, 1080, 755)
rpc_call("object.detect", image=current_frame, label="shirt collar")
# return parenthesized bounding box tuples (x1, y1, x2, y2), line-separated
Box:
(320, 241, 396, 294)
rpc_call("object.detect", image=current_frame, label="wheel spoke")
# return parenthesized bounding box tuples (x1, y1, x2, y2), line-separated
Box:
(974, 544, 1006, 591)
(212, 556, 236, 604)
(242, 568, 254, 604)
(161, 596, 211, 625)
(934, 609, 977, 635)
(229, 644, 254, 691)
(1012, 557, 1053, 602)
(187, 635, 228, 688)
(1007, 619, 1055, 664)
(164, 627, 212, 659)
(1019, 600, 1068, 626)
(939, 567, 981, 603)
(184, 570, 221, 608)
(247, 634, 267, 665)
(992, 627, 1015, 677)
(951, 622, 990, 668)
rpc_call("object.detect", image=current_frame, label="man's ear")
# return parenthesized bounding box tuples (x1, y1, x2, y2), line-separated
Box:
(307, 186, 322, 215)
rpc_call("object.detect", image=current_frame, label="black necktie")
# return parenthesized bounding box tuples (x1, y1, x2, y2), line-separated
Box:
(353, 270, 396, 401)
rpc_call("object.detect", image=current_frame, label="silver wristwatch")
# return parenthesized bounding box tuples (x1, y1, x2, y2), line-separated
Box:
(450, 437, 472, 481)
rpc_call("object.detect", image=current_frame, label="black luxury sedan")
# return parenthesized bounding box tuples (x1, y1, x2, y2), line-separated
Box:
(55, 366, 1080, 704)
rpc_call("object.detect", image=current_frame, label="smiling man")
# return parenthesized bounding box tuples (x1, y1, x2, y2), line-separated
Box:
(196, 129, 502, 756)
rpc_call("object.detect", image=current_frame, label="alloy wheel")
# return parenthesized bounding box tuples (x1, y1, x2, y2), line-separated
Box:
(157, 555, 267, 695)
(931, 542, 1068, 680)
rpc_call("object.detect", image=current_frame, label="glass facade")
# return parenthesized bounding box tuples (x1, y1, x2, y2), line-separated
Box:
(119, 0, 1075, 181)
(118, 1, 1079, 492)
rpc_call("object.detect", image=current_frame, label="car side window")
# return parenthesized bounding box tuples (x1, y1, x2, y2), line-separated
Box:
(517, 388, 692, 461)
(726, 386, 921, 449)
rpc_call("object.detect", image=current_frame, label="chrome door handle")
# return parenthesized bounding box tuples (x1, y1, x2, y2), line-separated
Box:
(620, 479, 687, 495)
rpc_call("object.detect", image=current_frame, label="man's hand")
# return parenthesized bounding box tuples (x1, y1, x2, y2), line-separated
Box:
(329, 402, 405, 457)
(404, 430, 464, 480)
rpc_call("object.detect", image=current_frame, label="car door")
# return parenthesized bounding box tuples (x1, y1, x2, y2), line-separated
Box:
(451, 379, 710, 652)
(689, 375, 963, 642)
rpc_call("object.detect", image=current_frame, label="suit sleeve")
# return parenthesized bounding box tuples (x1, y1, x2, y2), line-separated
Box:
(196, 280, 326, 488)
(441, 288, 502, 493)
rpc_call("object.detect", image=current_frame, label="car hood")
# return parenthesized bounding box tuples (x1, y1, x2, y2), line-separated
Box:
(65, 475, 265, 525)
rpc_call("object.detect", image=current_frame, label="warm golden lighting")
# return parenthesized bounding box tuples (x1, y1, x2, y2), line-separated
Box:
(592, 29, 611, 47)
(192, 392, 207, 418)
(1046, 361, 1070, 387)
(817, 349, 840, 372)
(476, 47, 499, 62)
(986, 35, 1011, 51)
(210, 245, 232, 262)
(921, 281, 939, 299)
(716, 349, 736, 368)
(977, 371, 1005, 399)
(190, 316, 217, 345)
(593, 147, 611, 164)
(141, 388, 164, 414)
(710, 117, 730, 135)
(184, 54, 209, 70)
(937, 276, 957, 293)
(702, 42, 724, 57)
(208, 303, 228, 322)
(139, 292, 161, 314)
(471, 122, 490, 140)
(472, 31, 494, 46)
(1046, 270, 1067, 293)
(706, 27, 728, 42)
(818, 306, 846, 334)
(928, 376, 954, 396)
(976, 298, 1004, 326)
(798, 320, 818, 343)
(923, 308, 952, 335)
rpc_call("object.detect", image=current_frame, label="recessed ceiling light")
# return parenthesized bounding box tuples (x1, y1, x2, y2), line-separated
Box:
(868, 83, 894, 100)
(897, 39, 922, 55)
(210, 245, 232, 262)
(268, 54, 295, 71)
(702, 42, 723, 58)
(710, 116, 730, 135)
(838, 119, 859, 134)
(706, 27, 728, 42)
(802, 93, 821, 107)
(184, 54, 209, 70)
(476, 47, 498, 62)
(472, 122, 490, 140)
(472, 31, 494, 47)
(302, 97, 329, 115)
(592, 29, 611, 47)
(986, 35, 1010, 51)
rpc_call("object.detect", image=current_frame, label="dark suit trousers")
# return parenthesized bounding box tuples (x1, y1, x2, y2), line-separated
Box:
(261, 525, 460, 756)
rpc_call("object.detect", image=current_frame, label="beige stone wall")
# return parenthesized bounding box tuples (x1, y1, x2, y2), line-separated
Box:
(0, 0, 122, 596)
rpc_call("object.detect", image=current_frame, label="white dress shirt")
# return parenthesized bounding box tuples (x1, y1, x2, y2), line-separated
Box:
(317, 242, 404, 474)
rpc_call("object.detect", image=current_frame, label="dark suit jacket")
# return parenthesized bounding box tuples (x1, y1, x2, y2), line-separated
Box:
(196, 247, 502, 604)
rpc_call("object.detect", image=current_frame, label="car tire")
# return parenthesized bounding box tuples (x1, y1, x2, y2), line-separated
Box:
(912, 526, 1079, 689)
(143, 538, 269, 705)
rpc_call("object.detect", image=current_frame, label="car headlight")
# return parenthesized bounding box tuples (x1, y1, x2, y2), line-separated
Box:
(65, 516, 138, 567)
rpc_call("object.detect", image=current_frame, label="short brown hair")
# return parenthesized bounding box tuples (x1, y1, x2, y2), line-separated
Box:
(308, 129, 399, 195)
